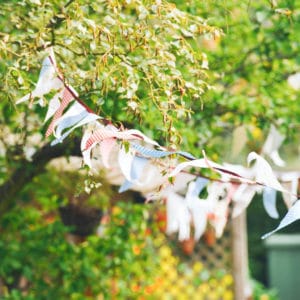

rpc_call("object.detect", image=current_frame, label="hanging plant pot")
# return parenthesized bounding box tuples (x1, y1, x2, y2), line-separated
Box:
(204, 227, 216, 246)
(59, 203, 102, 237)
(180, 237, 195, 255)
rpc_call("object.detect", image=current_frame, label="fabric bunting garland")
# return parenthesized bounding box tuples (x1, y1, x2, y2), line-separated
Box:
(17, 49, 300, 241)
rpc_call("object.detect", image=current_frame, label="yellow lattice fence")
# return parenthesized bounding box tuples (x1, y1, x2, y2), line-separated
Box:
(106, 204, 245, 300)
(146, 226, 234, 300)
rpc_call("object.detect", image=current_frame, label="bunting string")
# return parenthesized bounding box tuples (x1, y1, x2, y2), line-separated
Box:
(17, 48, 300, 241)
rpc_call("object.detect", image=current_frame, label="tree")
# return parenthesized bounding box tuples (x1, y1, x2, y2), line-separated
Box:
(2, 0, 299, 214)
(0, 1, 221, 298)
(1, 0, 300, 298)
(0, 0, 220, 214)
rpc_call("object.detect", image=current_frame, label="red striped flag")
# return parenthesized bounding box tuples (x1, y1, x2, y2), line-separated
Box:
(46, 88, 75, 137)
(84, 128, 144, 151)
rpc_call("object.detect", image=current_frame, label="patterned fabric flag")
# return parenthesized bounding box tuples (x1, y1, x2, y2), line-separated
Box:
(81, 122, 104, 169)
(83, 127, 145, 151)
(131, 143, 195, 160)
(46, 87, 75, 137)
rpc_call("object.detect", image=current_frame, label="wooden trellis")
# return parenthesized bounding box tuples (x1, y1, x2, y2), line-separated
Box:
(148, 212, 250, 300)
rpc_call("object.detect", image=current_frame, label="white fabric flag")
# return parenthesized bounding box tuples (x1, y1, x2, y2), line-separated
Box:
(166, 190, 191, 241)
(282, 178, 298, 208)
(44, 89, 64, 123)
(51, 112, 100, 146)
(17, 55, 63, 104)
(213, 199, 230, 238)
(206, 183, 231, 238)
(118, 147, 136, 183)
(119, 155, 149, 193)
(52, 102, 88, 137)
(263, 187, 279, 219)
(185, 178, 210, 240)
(262, 200, 300, 239)
(248, 152, 285, 192)
(232, 184, 257, 218)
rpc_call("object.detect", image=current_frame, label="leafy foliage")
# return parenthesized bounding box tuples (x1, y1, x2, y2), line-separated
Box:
(1, 0, 221, 148)
(181, 0, 300, 157)
(0, 200, 158, 299)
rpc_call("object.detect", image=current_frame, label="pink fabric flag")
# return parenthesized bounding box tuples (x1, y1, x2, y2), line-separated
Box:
(84, 128, 144, 151)
(45, 87, 75, 137)
(99, 138, 117, 168)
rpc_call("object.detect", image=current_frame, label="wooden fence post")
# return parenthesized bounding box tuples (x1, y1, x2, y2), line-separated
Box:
(232, 212, 252, 300)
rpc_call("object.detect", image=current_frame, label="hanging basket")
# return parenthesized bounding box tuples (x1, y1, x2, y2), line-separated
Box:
(180, 237, 195, 255)
(59, 203, 102, 237)
(204, 227, 216, 246)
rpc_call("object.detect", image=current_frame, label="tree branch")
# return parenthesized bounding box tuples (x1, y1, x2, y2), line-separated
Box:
(0, 137, 81, 217)
(37, 0, 76, 51)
